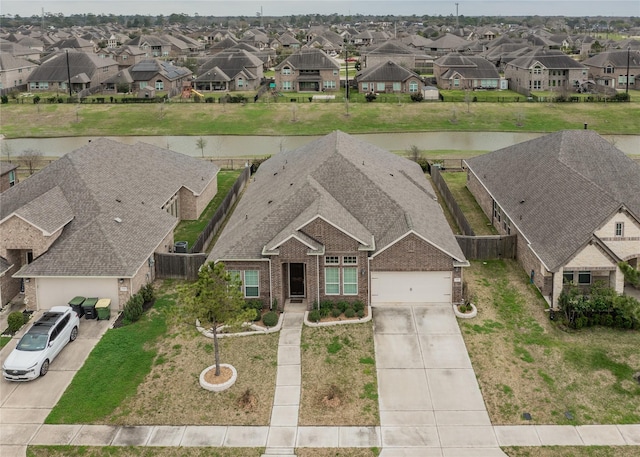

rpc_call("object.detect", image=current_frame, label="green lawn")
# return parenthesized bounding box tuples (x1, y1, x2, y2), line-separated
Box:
(0, 335, 12, 349)
(439, 89, 525, 102)
(441, 171, 497, 235)
(45, 294, 171, 424)
(2, 99, 638, 138)
(172, 170, 241, 250)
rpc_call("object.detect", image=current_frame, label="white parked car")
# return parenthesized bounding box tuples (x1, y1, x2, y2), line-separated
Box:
(3, 306, 79, 381)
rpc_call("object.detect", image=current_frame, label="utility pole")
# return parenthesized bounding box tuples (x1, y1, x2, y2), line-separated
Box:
(455, 3, 459, 29)
(66, 50, 72, 97)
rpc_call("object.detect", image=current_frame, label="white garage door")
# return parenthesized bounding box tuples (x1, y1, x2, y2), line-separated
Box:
(371, 271, 452, 305)
(36, 278, 119, 310)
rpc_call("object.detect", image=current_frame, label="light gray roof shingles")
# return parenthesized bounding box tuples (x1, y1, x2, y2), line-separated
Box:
(465, 130, 640, 271)
(210, 131, 465, 264)
(1, 139, 218, 278)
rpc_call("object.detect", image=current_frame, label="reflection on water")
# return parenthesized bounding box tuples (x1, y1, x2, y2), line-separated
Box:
(2, 132, 638, 158)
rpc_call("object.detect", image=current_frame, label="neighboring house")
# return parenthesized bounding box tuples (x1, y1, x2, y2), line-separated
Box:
(361, 40, 434, 73)
(103, 45, 148, 70)
(0, 53, 38, 91)
(433, 53, 501, 90)
(125, 35, 172, 58)
(465, 130, 640, 308)
(0, 139, 219, 310)
(272, 32, 301, 50)
(209, 131, 468, 311)
(194, 49, 264, 92)
(582, 49, 640, 91)
(0, 162, 18, 192)
(127, 59, 192, 95)
(275, 48, 341, 92)
(0, 41, 42, 62)
(27, 50, 118, 93)
(427, 33, 469, 55)
(49, 36, 95, 53)
(354, 60, 423, 94)
(504, 50, 588, 94)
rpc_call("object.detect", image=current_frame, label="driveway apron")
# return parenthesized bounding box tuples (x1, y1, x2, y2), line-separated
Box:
(373, 304, 507, 457)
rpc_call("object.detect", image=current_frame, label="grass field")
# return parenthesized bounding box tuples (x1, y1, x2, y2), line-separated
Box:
(441, 171, 498, 235)
(1, 100, 638, 138)
(462, 260, 640, 426)
(502, 447, 640, 457)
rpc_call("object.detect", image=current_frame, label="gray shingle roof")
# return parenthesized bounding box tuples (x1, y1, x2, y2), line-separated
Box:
(435, 54, 501, 79)
(582, 50, 640, 69)
(508, 50, 587, 70)
(129, 59, 192, 82)
(1, 139, 218, 278)
(465, 130, 640, 271)
(210, 131, 465, 264)
(197, 50, 263, 80)
(27, 50, 116, 83)
(357, 60, 420, 83)
(275, 48, 340, 71)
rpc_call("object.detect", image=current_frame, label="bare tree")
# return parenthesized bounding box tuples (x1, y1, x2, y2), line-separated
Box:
(464, 90, 473, 113)
(408, 145, 422, 162)
(196, 137, 207, 158)
(17, 148, 43, 175)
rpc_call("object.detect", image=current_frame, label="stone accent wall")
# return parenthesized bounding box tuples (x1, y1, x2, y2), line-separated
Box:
(0, 216, 64, 259)
(23, 279, 36, 311)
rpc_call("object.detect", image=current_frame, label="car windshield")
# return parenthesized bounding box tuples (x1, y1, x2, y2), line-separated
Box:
(16, 332, 49, 351)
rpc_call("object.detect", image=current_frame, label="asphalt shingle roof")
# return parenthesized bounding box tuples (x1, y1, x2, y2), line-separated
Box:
(210, 131, 465, 264)
(1, 139, 218, 278)
(275, 48, 340, 71)
(465, 130, 640, 271)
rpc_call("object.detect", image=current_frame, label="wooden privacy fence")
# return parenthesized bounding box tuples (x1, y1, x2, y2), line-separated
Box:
(190, 166, 250, 253)
(155, 253, 207, 280)
(430, 167, 475, 236)
(456, 235, 516, 260)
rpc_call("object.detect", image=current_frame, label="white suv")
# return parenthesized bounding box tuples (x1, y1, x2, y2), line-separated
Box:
(3, 306, 80, 381)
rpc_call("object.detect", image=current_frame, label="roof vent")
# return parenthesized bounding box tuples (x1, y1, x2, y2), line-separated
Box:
(114, 217, 122, 223)
(116, 198, 121, 203)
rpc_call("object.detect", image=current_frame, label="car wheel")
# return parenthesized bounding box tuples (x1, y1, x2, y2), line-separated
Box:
(70, 326, 78, 342)
(40, 359, 49, 377)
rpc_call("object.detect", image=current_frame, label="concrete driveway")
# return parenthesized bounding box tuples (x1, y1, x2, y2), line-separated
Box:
(0, 312, 114, 457)
(373, 304, 508, 457)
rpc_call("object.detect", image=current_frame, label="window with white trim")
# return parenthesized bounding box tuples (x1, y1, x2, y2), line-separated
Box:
(325, 267, 340, 294)
(362, 82, 368, 91)
(392, 82, 401, 91)
(409, 81, 418, 92)
(323, 80, 336, 89)
(533, 65, 542, 75)
(563, 271, 574, 284)
(615, 222, 624, 237)
(453, 78, 460, 87)
(343, 256, 357, 265)
(325, 256, 339, 265)
(9, 170, 16, 187)
(243, 270, 259, 297)
(282, 81, 292, 90)
(376, 82, 385, 91)
(282, 67, 292, 75)
(155, 80, 164, 90)
(343, 267, 358, 295)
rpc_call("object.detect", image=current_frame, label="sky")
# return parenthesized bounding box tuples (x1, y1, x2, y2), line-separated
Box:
(2, 0, 639, 18)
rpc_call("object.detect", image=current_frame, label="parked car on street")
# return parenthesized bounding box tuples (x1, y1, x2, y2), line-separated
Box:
(2, 306, 80, 381)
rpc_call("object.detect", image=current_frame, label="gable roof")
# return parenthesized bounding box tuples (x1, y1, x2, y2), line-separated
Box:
(435, 53, 501, 79)
(582, 49, 640, 69)
(275, 47, 340, 71)
(357, 60, 421, 83)
(197, 50, 263, 80)
(1, 139, 218, 278)
(507, 49, 586, 70)
(129, 59, 192, 81)
(465, 130, 640, 271)
(210, 131, 465, 263)
(28, 50, 116, 83)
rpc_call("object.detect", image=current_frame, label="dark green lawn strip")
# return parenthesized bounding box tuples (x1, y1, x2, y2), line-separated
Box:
(45, 298, 171, 424)
(172, 170, 241, 248)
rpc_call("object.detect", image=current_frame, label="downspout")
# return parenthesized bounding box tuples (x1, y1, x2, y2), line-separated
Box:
(316, 255, 320, 310)
(367, 256, 371, 307)
(268, 258, 273, 311)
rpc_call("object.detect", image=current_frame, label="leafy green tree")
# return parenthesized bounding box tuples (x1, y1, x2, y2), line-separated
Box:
(177, 262, 255, 376)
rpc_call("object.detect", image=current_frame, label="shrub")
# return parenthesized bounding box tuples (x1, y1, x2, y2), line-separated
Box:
(7, 311, 26, 334)
(410, 93, 424, 102)
(331, 307, 342, 318)
(244, 299, 263, 321)
(612, 92, 630, 102)
(1, 95, 9, 104)
(193, 94, 202, 103)
(320, 300, 334, 311)
(140, 283, 155, 303)
(319, 306, 330, 318)
(308, 310, 321, 322)
(353, 301, 365, 312)
(365, 92, 377, 102)
(33, 95, 41, 104)
(344, 308, 355, 318)
(262, 311, 278, 327)
(123, 293, 144, 323)
(357, 309, 365, 319)
(337, 301, 349, 313)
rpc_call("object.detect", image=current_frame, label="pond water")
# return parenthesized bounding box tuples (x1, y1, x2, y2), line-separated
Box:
(2, 131, 638, 158)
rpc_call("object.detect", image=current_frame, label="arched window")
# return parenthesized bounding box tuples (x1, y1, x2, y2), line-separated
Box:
(155, 80, 164, 90)
(282, 66, 292, 75)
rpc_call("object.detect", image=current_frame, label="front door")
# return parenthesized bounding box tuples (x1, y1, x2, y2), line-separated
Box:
(289, 263, 305, 297)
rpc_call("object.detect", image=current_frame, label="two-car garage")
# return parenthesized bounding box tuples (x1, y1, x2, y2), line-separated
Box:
(371, 271, 453, 305)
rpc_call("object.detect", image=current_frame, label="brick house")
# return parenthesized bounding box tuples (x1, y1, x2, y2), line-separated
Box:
(354, 60, 423, 94)
(0, 53, 38, 91)
(27, 50, 119, 93)
(504, 50, 588, 94)
(465, 130, 640, 308)
(433, 53, 501, 90)
(194, 49, 264, 92)
(0, 139, 218, 311)
(274, 48, 340, 92)
(582, 49, 640, 91)
(127, 59, 192, 95)
(209, 131, 468, 311)
(0, 162, 18, 193)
